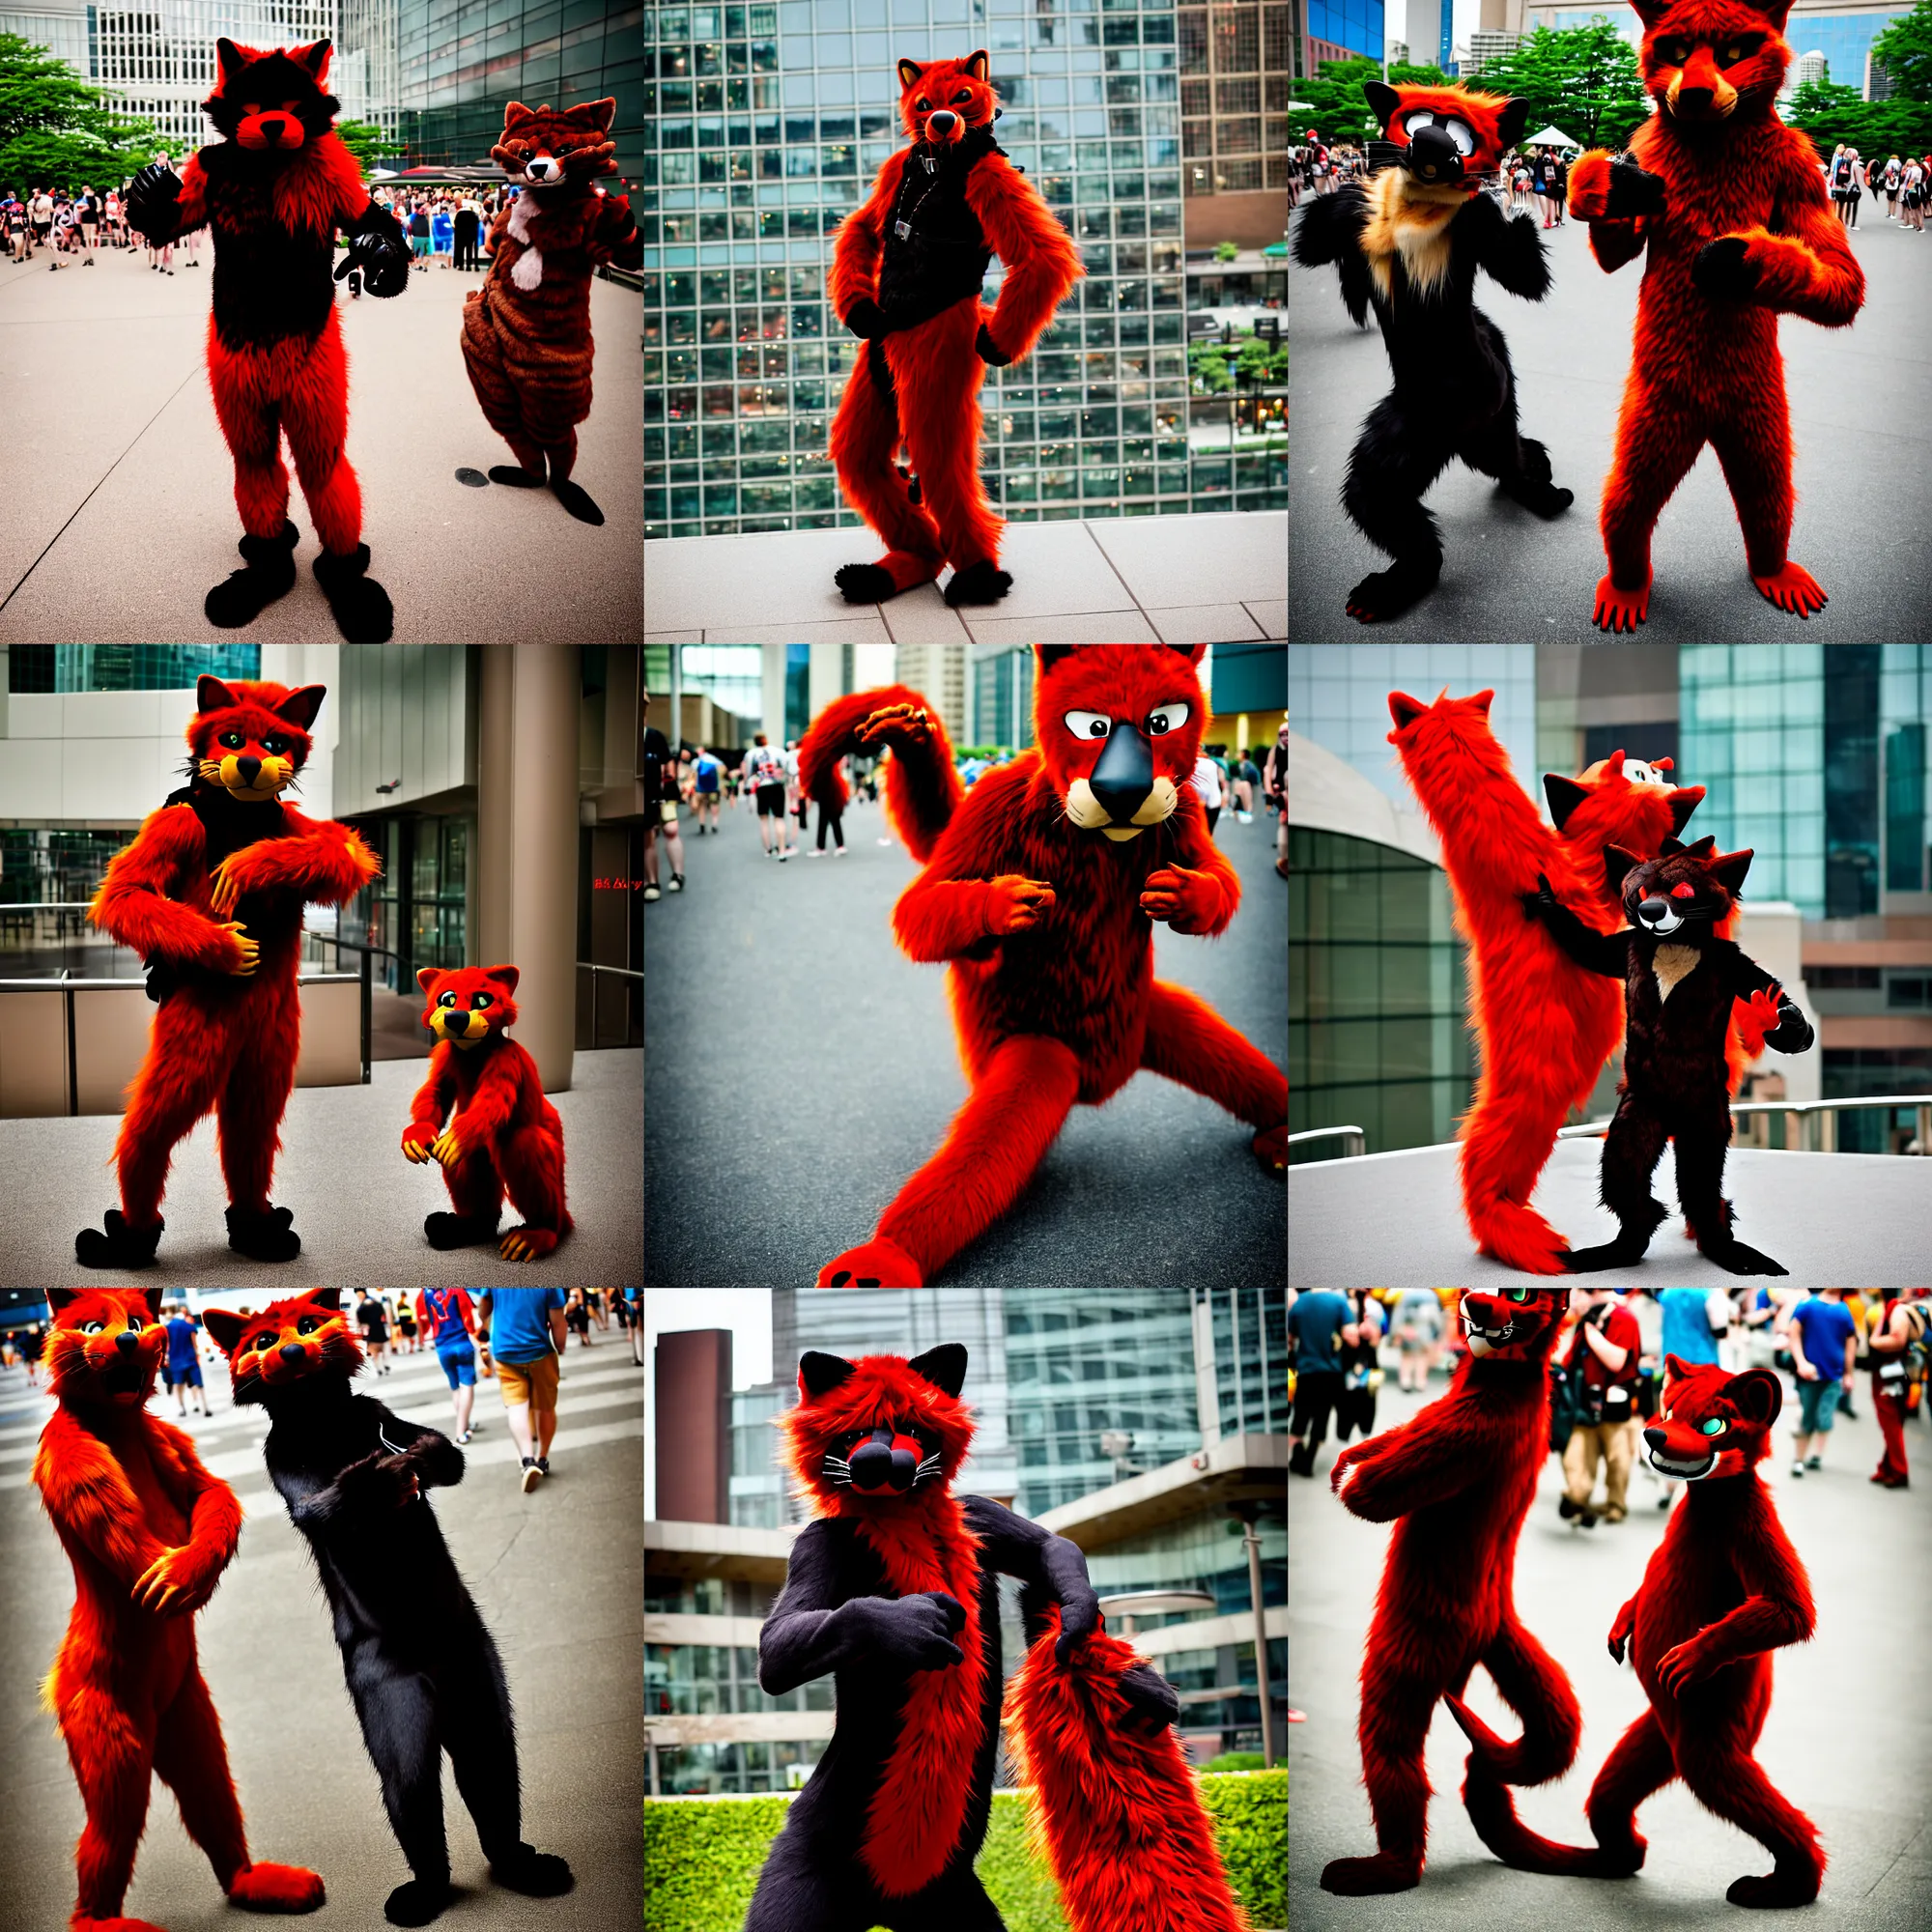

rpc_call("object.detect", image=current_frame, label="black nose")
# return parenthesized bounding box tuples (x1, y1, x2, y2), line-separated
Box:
(1644, 1428, 1666, 1450)
(1407, 125, 1463, 182)
(849, 1439, 893, 1489)
(443, 1010, 469, 1036)
(927, 110, 958, 135)
(238, 755, 262, 784)
(280, 1342, 305, 1364)
(115, 1329, 138, 1354)
(1676, 86, 1714, 112)
(1637, 896, 1669, 923)
(260, 117, 286, 138)
(1090, 724, 1153, 822)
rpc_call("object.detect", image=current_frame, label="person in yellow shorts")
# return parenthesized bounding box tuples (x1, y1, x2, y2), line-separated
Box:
(478, 1289, 567, 1492)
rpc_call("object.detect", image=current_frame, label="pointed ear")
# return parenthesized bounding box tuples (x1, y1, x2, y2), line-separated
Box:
(142, 1288, 164, 1319)
(1497, 96, 1532, 150)
(202, 1308, 247, 1355)
(309, 1289, 343, 1312)
(482, 965, 521, 995)
(909, 1343, 968, 1399)
(198, 674, 241, 714)
(963, 49, 989, 84)
(1629, 0, 1671, 25)
(1726, 1367, 1782, 1428)
(1662, 1351, 1691, 1387)
(572, 97, 617, 132)
(799, 1351, 856, 1398)
(273, 685, 326, 731)
(1660, 837, 1686, 857)
(1602, 749, 1627, 779)
(898, 58, 925, 89)
(1709, 847, 1753, 895)
(1687, 836, 1718, 857)
(1363, 80, 1400, 130)
(502, 100, 530, 131)
(215, 38, 249, 86)
(48, 1288, 82, 1316)
(1605, 843, 1641, 898)
(1466, 689, 1495, 717)
(416, 968, 440, 994)
(1667, 785, 1704, 835)
(1388, 690, 1428, 730)
(1036, 645, 1078, 675)
(1167, 644, 1208, 667)
(1543, 774, 1589, 830)
(294, 38, 331, 82)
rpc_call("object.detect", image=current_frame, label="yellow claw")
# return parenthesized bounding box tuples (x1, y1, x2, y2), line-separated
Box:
(431, 1130, 464, 1168)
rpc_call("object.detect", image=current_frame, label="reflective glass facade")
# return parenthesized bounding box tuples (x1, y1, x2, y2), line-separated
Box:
(643, 1, 1290, 538)
(1303, 0, 1381, 58)
(8, 644, 260, 693)
(1179, 2, 1294, 195)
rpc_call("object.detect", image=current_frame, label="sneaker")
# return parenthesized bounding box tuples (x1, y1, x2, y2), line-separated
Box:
(457, 1429, 472, 1445)
(1579, 1509, 1598, 1528)
(668, 873, 683, 892)
(835, 846, 846, 856)
(779, 849, 789, 862)
(643, 883, 661, 901)
(1237, 811, 1253, 823)
(807, 848, 823, 858)
(520, 1458, 543, 1492)
(1805, 1455, 1822, 1470)
(1558, 1494, 1580, 1520)
(537, 1457, 550, 1476)
(1790, 1462, 1804, 1478)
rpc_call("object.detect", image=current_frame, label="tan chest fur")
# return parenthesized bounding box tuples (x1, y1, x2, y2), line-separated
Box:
(1652, 943, 1701, 1003)
(1360, 169, 1461, 302)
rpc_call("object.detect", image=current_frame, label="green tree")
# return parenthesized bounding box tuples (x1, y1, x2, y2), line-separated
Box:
(1296, 57, 1453, 144)
(1214, 239, 1238, 261)
(1871, 0, 1932, 101)
(0, 32, 156, 191)
(1189, 342, 1233, 395)
(1784, 75, 1932, 163)
(1473, 24, 1651, 150)
(333, 117, 389, 180)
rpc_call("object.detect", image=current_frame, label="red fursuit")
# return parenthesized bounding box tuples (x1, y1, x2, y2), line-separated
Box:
(34, 1289, 324, 1930)
(1453, 1357, 1823, 1906)
(797, 647, 1286, 1287)
(1321, 1290, 1579, 1895)
(1570, 0, 1863, 631)
(1387, 687, 1765, 1274)
(1007, 1607, 1248, 1931)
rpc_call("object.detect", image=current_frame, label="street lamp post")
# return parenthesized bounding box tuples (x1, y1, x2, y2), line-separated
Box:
(1236, 1504, 1277, 1768)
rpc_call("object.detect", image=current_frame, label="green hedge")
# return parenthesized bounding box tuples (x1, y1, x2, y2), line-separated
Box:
(643, 1772, 1287, 1932)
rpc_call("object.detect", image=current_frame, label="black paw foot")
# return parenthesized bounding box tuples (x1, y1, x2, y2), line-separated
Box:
(312, 545, 395, 643)
(944, 560, 1012, 606)
(74, 1208, 163, 1270)
(226, 1204, 301, 1263)
(489, 1847, 573, 1897)
(487, 464, 543, 487)
(1345, 563, 1438, 623)
(835, 562, 897, 604)
(204, 521, 298, 628)
(1699, 1240, 1788, 1277)
(454, 467, 490, 487)
(384, 1875, 454, 1926)
(424, 1210, 500, 1250)
(551, 477, 605, 526)
(1726, 1871, 1818, 1909)
(1508, 479, 1575, 520)
(1562, 1240, 1652, 1274)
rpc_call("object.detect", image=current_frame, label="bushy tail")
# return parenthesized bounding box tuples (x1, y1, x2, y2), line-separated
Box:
(796, 683, 961, 864)
(1446, 1694, 1618, 1878)
(1007, 1609, 1250, 1932)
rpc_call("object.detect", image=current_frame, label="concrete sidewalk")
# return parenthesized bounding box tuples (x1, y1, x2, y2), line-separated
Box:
(0, 1348, 642, 1930)
(1290, 1373, 1932, 1931)
(0, 1048, 642, 1289)
(0, 246, 640, 643)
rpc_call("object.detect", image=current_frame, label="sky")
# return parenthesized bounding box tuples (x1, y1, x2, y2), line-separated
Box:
(1385, 1, 1488, 59)
(643, 1290, 774, 1521)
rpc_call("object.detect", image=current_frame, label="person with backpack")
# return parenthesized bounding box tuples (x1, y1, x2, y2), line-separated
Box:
(1868, 1293, 1915, 1487)
(742, 731, 790, 858)
(1902, 155, 1926, 233)
(1829, 144, 1858, 225)
(1557, 1286, 1642, 1526)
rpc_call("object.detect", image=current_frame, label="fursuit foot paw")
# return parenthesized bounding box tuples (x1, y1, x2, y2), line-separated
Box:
(1751, 561, 1827, 619)
(835, 562, 898, 603)
(1345, 561, 1437, 624)
(226, 1204, 301, 1263)
(1593, 571, 1652, 633)
(1590, 1832, 1648, 1878)
(1697, 1238, 1788, 1278)
(498, 1224, 561, 1263)
(312, 544, 395, 643)
(489, 1846, 574, 1897)
(383, 1875, 454, 1927)
(550, 477, 606, 526)
(1726, 1870, 1820, 1909)
(1252, 1123, 1287, 1175)
(424, 1209, 500, 1250)
(943, 559, 1012, 606)
(74, 1208, 163, 1270)
(226, 1861, 327, 1912)
(816, 1236, 923, 1288)
(487, 464, 543, 487)
(1505, 476, 1574, 520)
(1321, 1852, 1423, 1895)
(1563, 1237, 1655, 1274)
(72, 1918, 170, 1932)
(204, 521, 298, 628)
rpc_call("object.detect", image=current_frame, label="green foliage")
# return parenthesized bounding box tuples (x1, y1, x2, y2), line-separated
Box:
(334, 118, 388, 179)
(1214, 239, 1239, 260)
(1785, 77, 1932, 163)
(641, 1775, 1282, 1932)
(1200, 1749, 1270, 1773)
(1473, 25, 1651, 150)
(0, 31, 157, 190)
(1871, 0, 1932, 102)
(1296, 57, 1453, 143)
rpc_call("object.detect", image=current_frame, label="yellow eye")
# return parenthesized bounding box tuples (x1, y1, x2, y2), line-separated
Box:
(78, 1321, 105, 1335)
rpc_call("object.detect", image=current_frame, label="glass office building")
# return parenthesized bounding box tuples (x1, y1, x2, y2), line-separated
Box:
(1179, 1, 1293, 196)
(7, 644, 261, 693)
(643, 0, 1288, 539)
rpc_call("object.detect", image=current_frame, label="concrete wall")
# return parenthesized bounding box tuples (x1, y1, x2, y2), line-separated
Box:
(654, 1328, 732, 1525)
(330, 644, 477, 813)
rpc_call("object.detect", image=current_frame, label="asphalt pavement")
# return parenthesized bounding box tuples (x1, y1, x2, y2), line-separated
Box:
(0, 1339, 642, 1930)
(1290, 1369, 1932, 1930)
(1289, 195, 1932, 642)
(642, 789, 1287, 1288)
(0, 243, 640, 643)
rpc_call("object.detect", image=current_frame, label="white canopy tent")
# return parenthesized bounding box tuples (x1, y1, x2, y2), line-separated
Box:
(1522, 126, 1581, 149)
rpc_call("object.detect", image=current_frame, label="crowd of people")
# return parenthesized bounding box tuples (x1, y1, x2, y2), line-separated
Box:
(1823, 145, 1931, 230)
(1287, 1284, 1932, 1499)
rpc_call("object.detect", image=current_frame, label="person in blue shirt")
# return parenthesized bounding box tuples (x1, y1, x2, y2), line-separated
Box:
(479, 1290, 567, 1492)
(1288, 1288, 1353, 1477)
(1658, 1286, 1730, 1369)
(417, 1287, 482, 1444)
(165, 1302, 209, 1416)
(1787, 1288, 1858, 1477)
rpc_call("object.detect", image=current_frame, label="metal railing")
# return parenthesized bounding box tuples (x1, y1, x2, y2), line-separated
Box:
(1288, 1124, 1366, 1160)
(1557, 1094, 1932, 1155)
(579, 960, 642, 1047)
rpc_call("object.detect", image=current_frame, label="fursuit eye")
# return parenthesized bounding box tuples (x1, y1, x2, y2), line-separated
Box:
(952, 90, 971, 103)
(1145, 700, 1190, 736)
(1401, 109, 1435, 138)
(1508, 1289, 1530, 1303)
(220, 732, 244, 749)
(265, 736, 287, 753)
(440, 991, 458, 1008)
(1065, 710, 1112, 740)
(297, 1317, 317, 1335)
(1438, 118, 1476, 156)
(252, 1332, 276, 1351)
(78, 1320, 105, 1334)
(916, 98, 930, 111)
(1700, 1417, 1726, 1436)
(1662, 38, 1691, 64)
(1722, 43, 1743, 64)
(471, 993, 493, 1010)
(1670, 882, 1696, 899)
(125, 1316, 143, 1331)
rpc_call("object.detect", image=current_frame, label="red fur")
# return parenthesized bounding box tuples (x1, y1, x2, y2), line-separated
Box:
(1321, 1290, 1578, 1895)
(827, 52, 1082, 582)
(1387, 688, 1758, 1272)
(1454, 1356, 1824, 1907)
(88, 681, 379, 1232)
(1007, 1607, 1250, 1930)
(780, 1354, 985, 1895)
(797, 648, 1286, 1285)
(405, 964, 571, 1262)
(33, 1289, 325, 1928)
(1573, 0, 1863, 628)
(1365, 83, 1521, 183)
(202, 1290, 366, 1398)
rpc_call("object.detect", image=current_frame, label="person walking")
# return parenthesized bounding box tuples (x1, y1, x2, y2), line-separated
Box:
(1550, 149, 1569, 224)
(642, 692, 685, 902)
(1829, 143, 1857, 225)
(77, 185, 99, 260)
(1287, 1287, 1350, 1476)
(565, 1288, 594, 1349)
(744, 732, 790, 858)
(479, 1289, 567, 1492)
(1233, 748, 1261, 823)
(1334, 1290, 1384, 1446)
(1787, 1286, 1858, 1476)
(1559, 1286, 1642, 1525)
(22, 1321, 44, 1385)
(808, 756, 846, 856)
(1904, 155, 1927, 233)
(395, 1293, 418, 1354)
(612, 1287, 644, 1366)
(1265, 720, 1290, 880)
(355, 1290, 393, 1375)
(690, 746, 723, 834)
(1882, 153, 1901, 218)
(1658, 1284, 1730, 1369)
(1191, 747, 1226, 836)
(1867, 1291, 1915, 1488)
(1390, 1287, 1442, 1393)
(454, 193, 480, 270)
(418, 1287, 481, 1444)
(165, 1302, 212, 1417)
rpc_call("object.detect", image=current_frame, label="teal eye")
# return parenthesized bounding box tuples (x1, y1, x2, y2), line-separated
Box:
(1700, 1417, 1726, 1436)
(219, 732, 243, 749)
(1508, 1289, 1530, 1302)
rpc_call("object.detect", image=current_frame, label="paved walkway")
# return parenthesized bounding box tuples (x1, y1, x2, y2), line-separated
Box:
(644, 790, 1287, 1287)
(1289, 203, 1932, 642)
(0, 1344, 642, 1929)
(1290, 1370, 1932, 1930)
(0, 246, 640, 643)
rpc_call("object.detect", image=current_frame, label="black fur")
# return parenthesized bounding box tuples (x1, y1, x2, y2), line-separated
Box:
(235, 1301, 571, 1925)
(1522, 838, 1814, 1276)
(1293, 183, 1573, 622)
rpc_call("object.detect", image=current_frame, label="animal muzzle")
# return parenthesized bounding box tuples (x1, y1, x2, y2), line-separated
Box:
(524, 155, 558, 182)
(1402, 125, 1465, 186)
(1643, 1428, 1718, 1479)
(1668, 55, 1738, 120)
(1635, 897, 1684, 933)
(923, 110, 961, 142)
(1090, 724, 1155, 825)
(441, 1010, 471, 1037)
(848, 1429, 925, 1492)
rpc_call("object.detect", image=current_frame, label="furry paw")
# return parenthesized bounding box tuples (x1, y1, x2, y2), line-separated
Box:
(1321, 1853, 1422, 1895)
(943, 560, 1012, 606)
(74, 1208, 163, 1270)
(71, 1918, 171, 1932)
(1345, 561, 1437, 624)
(227, 1861, 327, 1912)
(226, 1204, 300, 1264)
(384, 1875, 453, 1926)
(1697, 1238, 1788, 1278)
(1692, 235, 1761, 300)
(1726, 1871, 1819, 1909)
(1504, 475, 1574, 520)
(987, 874, 1057, 934)
(488, 464, 544, 487)
(489, 1846, 574, 1897)
(312, 547, 394, 644)
(498, 1224, 560, 1262)
(817, 1236, 923, 1287)
(1252, 1123, 1287, 1174)
(1593, 572, 1651, 633)
(1562, 1240, 1653, 1274)
(1751, 561, 1827, 618)
(551, 477, 606, 526)
(836, 562, 897, 604)
(402, 1122, 440, 1163)
(424, 1210, 499, 1250)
